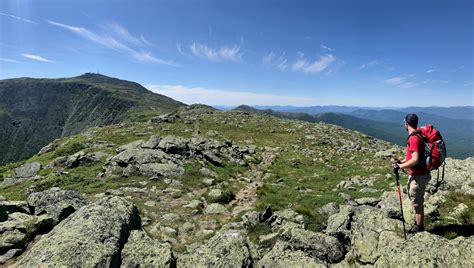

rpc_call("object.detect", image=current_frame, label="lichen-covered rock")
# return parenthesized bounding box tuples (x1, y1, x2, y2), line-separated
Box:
(121, 230, 175, 267)
(205, 203, 229, 214)
(15, 196, 140, 267)
(279, 227, 345, 263)
(178, 229, 254, 267)
(141, 135, 162, 149)
(27, 187, 88, 224)
(1, 162, 41, 186)
(0, 229, 27, 252)
(349, 207, 402, 264)
(257, 240, 326, 267)
(0, 201, 30, 221)
(158, 136, 189, 155)
(13, 162, 41, 179)
(374, 232, 474, 266)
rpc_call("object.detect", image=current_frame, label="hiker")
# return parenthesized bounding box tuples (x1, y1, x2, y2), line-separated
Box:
(391, 113, 431, 234)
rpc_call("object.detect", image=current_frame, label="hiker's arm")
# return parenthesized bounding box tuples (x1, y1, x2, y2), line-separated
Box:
(399, 151, 419, 169)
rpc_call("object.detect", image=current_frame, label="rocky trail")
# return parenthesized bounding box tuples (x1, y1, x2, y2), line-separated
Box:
(230, 147, 280, 218)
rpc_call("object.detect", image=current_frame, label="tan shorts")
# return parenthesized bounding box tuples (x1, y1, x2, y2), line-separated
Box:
(407, 174, 431, 212)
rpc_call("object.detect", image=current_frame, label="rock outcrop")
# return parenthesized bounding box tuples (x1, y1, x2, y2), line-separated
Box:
(15, 196, 140, 266)
(27, 187, 88, 224)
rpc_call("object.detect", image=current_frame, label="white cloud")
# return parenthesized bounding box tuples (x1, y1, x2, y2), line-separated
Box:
(399, 82, 417, 88)
(422, 79, 449, 84)
(147, 85, 319, 106)
(0, 57, 21, 63)
(48, 20, 172, 65)
(291, 54, 335, 74)
(384, 76, 405, 86)
(21, 53, 53, 63)
(320, 44, 335, 51)
(358, 60, 379, 70)
(189, 43, 242, 61)
(426, 69, 437, 73)
(263, 52, 287, 70)
(0, 12, 35, 24)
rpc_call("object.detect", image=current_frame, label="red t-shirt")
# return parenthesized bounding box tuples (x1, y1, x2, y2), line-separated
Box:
(406, 134, 429, 175)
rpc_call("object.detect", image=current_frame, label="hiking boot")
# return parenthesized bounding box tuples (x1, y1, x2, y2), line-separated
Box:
(407, 224, 424, 234)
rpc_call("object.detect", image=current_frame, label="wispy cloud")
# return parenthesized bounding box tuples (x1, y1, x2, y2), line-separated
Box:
(399, 82, 417, 88)
(189, 43, 243, 61)
(147, 85, 318, 106)
(47, 20, 173, 65)
(426, 69, 437, 73)
(423, 79, 449, 84)
(21, 53, 53, 63)
(384, 75, 418, 88)
(359, 60, 379, 70)
(320, 44, 335, 51)
(291, 54, 335, 74)
(0, 57, 22, 63)
(384, 76, 405, 86)
(0, 12, 35, 24)
(263, 52, 288, 71)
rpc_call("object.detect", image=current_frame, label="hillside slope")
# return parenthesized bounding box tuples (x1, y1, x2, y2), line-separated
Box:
(0, 73, 185, 164)
(0, 105, 471, 266)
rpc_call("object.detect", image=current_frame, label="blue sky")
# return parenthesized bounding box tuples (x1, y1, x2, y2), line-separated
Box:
(0, 0, 472, 107)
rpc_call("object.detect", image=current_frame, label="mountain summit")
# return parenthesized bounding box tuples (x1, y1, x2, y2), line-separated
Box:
(0, 73, 185, 164)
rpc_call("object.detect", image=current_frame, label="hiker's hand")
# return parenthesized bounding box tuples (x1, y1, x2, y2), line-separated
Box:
(392, 162, 400, 169)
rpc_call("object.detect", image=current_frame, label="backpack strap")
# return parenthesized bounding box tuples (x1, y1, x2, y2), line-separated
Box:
(406, 130, 424, 146)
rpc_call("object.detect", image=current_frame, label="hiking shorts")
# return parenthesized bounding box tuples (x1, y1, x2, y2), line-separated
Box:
(407, 173, 431, 212)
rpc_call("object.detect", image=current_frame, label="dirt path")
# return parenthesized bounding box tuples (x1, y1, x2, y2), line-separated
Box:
(229, 147, 280, 217)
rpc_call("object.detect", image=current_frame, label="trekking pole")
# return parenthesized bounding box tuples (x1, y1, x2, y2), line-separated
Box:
(394, 167, 407, 240)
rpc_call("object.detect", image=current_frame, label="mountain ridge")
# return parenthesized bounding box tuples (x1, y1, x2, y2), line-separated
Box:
(0, 73, 185, 164)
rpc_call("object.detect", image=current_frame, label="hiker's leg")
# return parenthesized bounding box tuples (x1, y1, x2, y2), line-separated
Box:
(415, 206, 424, 225)
(413, 174, 431, 226)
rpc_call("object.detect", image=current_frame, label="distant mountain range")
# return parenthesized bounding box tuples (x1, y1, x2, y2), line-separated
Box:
(0, 73, 184, 164)
(235, 105, 474, 159)
(253, 105, 474, 121)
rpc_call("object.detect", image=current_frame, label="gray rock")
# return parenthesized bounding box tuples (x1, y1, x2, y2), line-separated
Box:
(178, 229, 253, 267)
(181, 222, 195, 234)
(0, 248, 22, 264)
(374, 149, 396, 159)
(205, 203, 229, 214)
(257, 241, 326, 267)
(279, 227, 345, 263)
(319, 202, 339, 216)
(354, 197, 381, 206)
(161, 213, 180, 223)
(182, 200, 203, 209)
(121, 230, 175, 267)
(202, 178, 216, 186)
(149, 113, 179, 124)
(202, 150, 223, 167)
(0, 229, 27, 252)
(158, 136, 189, 155)
(141, 135, 162, 149)
(0, 201, 30, 221)
(258, 232, 279, 247)
(199, 167, 218, 178)
(65, 151, 100, 168)
(117, 140, 144, 153)
(138, 162, 184, 178)
(13, 162, 41, 178)
(273, 209, 303, 224)
(38, 142, 56, 155)
(27, 187, 88, 224)
(16, 196, 141, 267)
